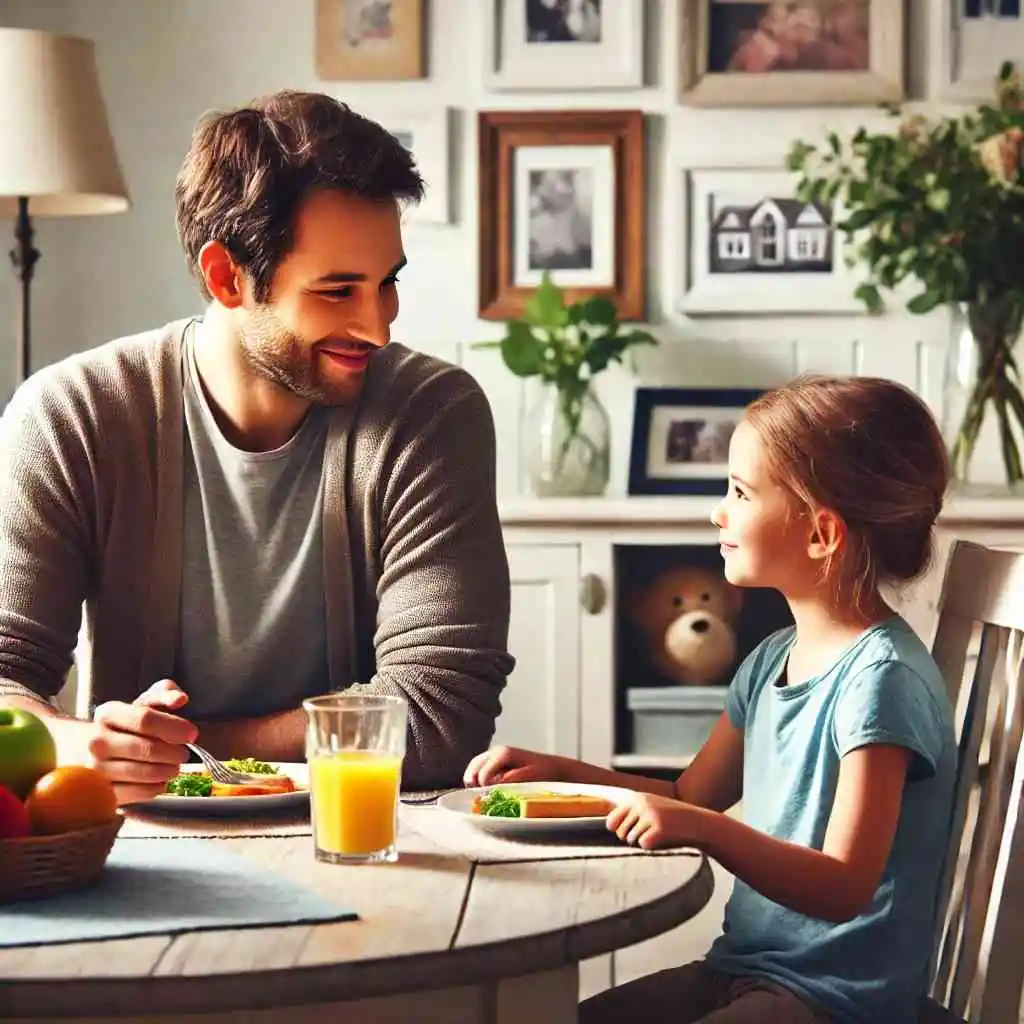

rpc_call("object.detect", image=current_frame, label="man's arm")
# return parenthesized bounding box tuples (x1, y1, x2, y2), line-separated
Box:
(358, 373, 514, 788)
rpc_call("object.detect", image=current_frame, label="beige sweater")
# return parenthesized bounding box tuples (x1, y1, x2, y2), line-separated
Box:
(0, 320, 514, 787)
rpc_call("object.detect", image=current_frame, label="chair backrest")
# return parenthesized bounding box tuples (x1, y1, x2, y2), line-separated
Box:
(928, 541, 1024, 1024)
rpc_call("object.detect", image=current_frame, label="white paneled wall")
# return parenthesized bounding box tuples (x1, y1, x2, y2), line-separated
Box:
(0, 0, 1000, 494)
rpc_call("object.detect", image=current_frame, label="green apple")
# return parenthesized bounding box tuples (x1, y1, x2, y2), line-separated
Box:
(0, 708, 57, 799)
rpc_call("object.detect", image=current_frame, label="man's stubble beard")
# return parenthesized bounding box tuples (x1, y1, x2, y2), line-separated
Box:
(239, 305, 363, 406)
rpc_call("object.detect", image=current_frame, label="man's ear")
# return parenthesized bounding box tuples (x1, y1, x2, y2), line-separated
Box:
(198, 241, 245, 309)
(807, 507, 845, 562)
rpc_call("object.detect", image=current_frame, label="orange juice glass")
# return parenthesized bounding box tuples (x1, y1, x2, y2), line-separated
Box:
(302, 694, 407, 865)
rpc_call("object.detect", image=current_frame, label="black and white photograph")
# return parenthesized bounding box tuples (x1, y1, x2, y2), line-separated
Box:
(527, 168, 594, 272)
(708, 194, 834, 275)
(964, 0, 1021, 17)
(665, 418, 737, 465)
(526, 0, 602, 42)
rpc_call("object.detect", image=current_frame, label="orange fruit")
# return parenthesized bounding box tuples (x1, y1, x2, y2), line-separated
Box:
(24, 766, 118, 835)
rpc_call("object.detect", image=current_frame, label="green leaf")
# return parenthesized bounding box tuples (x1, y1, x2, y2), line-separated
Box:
(577, 295, 617, 326)
(469, 340, 502, 350)
(854, 283, 884, 313)
(927, 188, 951, 211)
(500, 321, 543, 377)
(907, 289, 945, 315)
(523, 272, 566, 329)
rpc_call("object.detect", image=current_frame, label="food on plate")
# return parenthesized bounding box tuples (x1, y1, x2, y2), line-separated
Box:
(471, 787, 615, 819)
(0, 707, 57, 799)
(164, 759, 299, 798)
(24, 765, 119, 835)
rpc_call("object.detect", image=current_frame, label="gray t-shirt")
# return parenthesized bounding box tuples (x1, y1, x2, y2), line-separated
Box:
(174, 325, 330, 719)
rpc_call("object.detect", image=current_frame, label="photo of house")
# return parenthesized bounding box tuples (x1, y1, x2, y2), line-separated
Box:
(708, 196, 834, 274)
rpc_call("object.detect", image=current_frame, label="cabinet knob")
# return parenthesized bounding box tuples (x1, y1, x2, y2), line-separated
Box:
(579, 573, 606, 615)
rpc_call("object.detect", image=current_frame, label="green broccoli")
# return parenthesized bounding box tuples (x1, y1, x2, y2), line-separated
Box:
(166, 773, 213, 797)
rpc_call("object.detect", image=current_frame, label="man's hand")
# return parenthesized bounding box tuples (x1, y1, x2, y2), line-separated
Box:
(606, 792, 708, 851)
(88, 679, 197, 806)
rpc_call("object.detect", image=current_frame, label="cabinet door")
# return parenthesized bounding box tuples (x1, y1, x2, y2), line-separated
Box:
(498, 544, 581, 757)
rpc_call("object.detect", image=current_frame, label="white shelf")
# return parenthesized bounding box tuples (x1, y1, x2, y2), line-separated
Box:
(499, 488, 1024, 528)
(612, 753, 694, 771)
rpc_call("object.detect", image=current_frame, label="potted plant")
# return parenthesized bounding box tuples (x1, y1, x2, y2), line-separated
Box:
(475, 274, 657, 497)
(787, 62, 1024, 486)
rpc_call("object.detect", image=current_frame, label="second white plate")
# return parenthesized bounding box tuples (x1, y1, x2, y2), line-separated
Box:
(437, 781, 635, 836)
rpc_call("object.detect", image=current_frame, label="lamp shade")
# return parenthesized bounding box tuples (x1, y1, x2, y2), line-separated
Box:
(0, 27, 129, 217)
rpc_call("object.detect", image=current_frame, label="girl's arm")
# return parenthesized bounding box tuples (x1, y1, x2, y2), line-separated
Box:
(673, 712, 745, 812)
(668, 743, 913, 923)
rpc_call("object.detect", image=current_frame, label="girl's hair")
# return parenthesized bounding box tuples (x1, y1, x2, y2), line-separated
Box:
(744, 375, 950, 611)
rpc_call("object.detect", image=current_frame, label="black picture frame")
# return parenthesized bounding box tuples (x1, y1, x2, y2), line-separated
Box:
(627, 386, 764, 496)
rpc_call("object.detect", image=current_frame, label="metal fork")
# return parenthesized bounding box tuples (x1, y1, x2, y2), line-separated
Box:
(186, 742, 266, 785)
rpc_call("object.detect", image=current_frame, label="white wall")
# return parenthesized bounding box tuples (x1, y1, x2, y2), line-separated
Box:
(0, 0, 1007, 493)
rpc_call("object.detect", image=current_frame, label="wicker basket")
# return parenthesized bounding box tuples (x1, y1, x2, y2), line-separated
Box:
(0, 813, 124, 903)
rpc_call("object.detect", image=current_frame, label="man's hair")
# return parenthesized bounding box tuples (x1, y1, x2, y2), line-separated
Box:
(745, 374, 950, 613)
(175, 90, 424, 302)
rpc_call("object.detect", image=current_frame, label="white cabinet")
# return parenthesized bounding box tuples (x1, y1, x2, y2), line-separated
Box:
(499, 544, 582, 757)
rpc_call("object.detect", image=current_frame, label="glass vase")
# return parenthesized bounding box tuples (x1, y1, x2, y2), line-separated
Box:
(941, 298, 1024, 488)
(522, 380, 610, 497)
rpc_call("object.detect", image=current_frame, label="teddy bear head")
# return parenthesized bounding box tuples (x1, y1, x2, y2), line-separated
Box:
(626, 565, 743, 686)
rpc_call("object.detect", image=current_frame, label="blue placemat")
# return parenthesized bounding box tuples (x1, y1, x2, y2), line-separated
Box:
(2, 837, 357, 947)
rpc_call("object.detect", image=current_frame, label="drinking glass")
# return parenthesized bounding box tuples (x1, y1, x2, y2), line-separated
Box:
(302, 693, 407, 864)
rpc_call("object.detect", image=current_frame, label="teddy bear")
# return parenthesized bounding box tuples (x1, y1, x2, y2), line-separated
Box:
(626, 565, 744, 686)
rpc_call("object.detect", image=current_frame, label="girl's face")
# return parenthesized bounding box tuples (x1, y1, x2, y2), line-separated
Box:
(711, 420, 820, 594)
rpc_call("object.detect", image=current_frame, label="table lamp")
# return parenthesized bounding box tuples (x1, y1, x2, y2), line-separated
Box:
(0, 27, 129, 384)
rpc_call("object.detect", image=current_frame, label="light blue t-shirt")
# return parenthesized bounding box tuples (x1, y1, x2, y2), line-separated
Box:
(707, 617, 956, 1024)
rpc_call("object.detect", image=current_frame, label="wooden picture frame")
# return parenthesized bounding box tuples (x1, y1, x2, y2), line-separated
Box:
(478, 109, 645, 321)
(679, 0, 905, 107)
(315, 0, 424, 81)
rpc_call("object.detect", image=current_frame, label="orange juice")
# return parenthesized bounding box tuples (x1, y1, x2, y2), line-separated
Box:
(310, 750, 402, 856)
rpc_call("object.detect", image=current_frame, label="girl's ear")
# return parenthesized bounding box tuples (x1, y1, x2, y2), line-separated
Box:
(807, 507, 845, 562)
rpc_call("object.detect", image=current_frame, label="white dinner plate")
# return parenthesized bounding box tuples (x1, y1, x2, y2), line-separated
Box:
(437, 781, 635, 836)
(136, 762, 309, 817)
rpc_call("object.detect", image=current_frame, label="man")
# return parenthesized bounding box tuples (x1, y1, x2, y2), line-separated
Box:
(0, 91, 514, 802)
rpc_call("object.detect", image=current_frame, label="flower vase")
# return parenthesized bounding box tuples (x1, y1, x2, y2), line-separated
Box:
(941, 298, 1024, 488)
(522, 381, 610, 497)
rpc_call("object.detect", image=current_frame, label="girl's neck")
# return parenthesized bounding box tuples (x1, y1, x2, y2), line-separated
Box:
(782, 587, 895, 685)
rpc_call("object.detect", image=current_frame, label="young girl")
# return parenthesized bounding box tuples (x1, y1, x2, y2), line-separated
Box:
(465, 376, 957, 1024)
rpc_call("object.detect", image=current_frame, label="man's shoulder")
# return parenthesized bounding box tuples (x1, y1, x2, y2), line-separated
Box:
(11, 319, 187, 415)
(361, 343, 486, 419)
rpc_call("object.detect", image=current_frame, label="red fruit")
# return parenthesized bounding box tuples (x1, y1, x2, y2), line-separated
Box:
(0, 783, 30, 839)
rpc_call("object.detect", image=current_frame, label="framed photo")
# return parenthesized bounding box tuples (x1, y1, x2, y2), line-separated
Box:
(485, 0, 644, 90)
(932, 0, 1024, 101)
(678, 167, 863, 315)
(315, 0, 424, 80)
(679, 0, 904, 107)
(628, 387, 763, 496)
(372, 107, 450, 224)
(478, 109, 645, 321)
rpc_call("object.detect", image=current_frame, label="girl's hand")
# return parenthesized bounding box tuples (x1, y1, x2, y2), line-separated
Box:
(607, 792, 706, 850)
(462, 745, 564, 787)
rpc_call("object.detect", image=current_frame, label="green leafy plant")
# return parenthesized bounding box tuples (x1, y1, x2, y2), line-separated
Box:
(787, 62, 1024, 482)
(474, 273, 657, 459)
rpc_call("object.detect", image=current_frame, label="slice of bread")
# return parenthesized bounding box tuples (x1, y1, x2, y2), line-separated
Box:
(518, 794, 615, 819)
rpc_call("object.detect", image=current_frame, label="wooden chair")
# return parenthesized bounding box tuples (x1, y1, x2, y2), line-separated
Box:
(924, 541, 1024, 1024)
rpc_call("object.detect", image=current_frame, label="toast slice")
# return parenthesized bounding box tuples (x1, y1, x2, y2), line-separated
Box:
(518, 794, 614, 819)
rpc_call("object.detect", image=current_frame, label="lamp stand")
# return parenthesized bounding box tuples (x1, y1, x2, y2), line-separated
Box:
(9, 195, 38, 382)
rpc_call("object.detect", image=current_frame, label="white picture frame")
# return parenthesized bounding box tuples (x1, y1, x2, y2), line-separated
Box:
(485, 0, 643, 91)
(373, 107, 451, 225)
(931, 0, 1024, 102)
(678, 167, 864, 317)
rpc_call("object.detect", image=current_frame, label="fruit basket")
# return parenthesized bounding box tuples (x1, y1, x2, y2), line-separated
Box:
(0, 813, 124, 903)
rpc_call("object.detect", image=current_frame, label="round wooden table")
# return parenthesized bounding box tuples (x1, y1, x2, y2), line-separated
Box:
(0, 806, 714, 1023)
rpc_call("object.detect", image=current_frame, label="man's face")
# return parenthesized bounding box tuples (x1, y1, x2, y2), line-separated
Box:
(240, 188, 406, 406)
